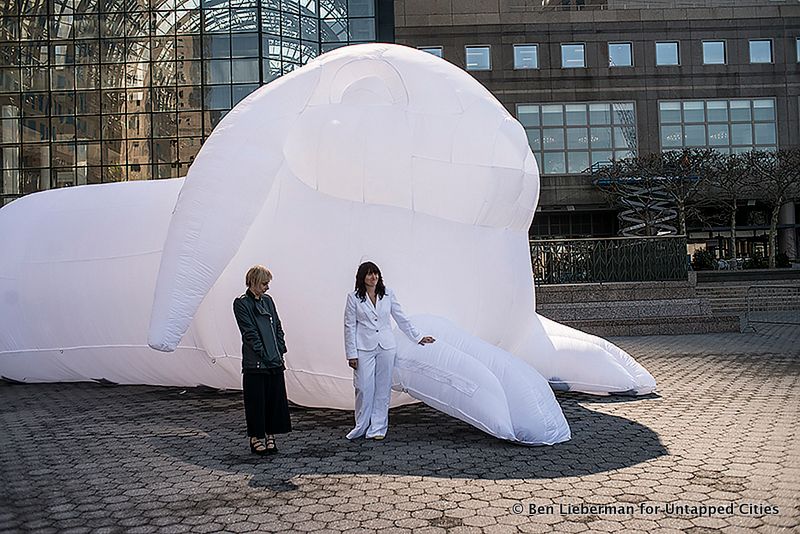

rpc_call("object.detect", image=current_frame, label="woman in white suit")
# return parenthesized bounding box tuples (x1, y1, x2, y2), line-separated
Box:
(344, 261, 435, 440)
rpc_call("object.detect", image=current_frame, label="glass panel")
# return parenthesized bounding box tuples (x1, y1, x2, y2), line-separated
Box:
(204, 9, 230, 33)
(589, 104, 610, 125)
(126, 113, 151, 138)
(517, 105, 539, 127)
(51, 115, 76, 141)
(233, 83, 258, 104)
(419, 47, 442, 58)
(655, 42, 679, 66)
(513, 44, 538, 69)
(608, 42, 632, 67)
(1, 69, 21, 92)
(730, 123, 752, 145)
(682, 101, 704, 123)
(51, 92, 75, 115)
(565, 104, 586, 126)
(566, 127, 588, 149)
(152, 62, 177, 85)
(659, 102, 681, 124)
(541, 105, 562, 126)
(152, 138, 177, 163)
(301, 16, 318, 41)
(702, 41, 725, 65)
(729, 100, 751, 122)
(525, 130, 541, 150)
(568, 151, 589, 174)
(749, 40, 772, 63)
(177, 36, 202, 60)
(561, 43, 584, 68)
(590, 127, 612, 149)
(282, 12, 300, 38)
(591, 151, 612, 166)
(152, 113, 177, 137)
(706, 101, 727, 122)
(176, 10, 201, 34)
(661, 125, 682, 148)
(465, 46, 490, 71)
(708, 123, 729, 146)
(543, 152, 565, 174)
(348, 0, 374, 17)
(0, 119, 20, 143)
(205, 34, 231, 58)
(205, 59, 231, 84)
(52, 143, 77, 166)
(205, 85, 231, 109)
(612, 103, 634, 125)
(21, 143, 49, 167)
(754, 123, 776, 145)
(178, 137, 202, 164)
(542, 128, 564, 150)
(75, 41, 99, 63)
(176, 61, 202, 85)
(752, 99, 775, 121)
(348, 18, 374, 42)
(177, 86, 202, 110)
(21, 67, 49, 91)
(684, 124, 706, 146)
(613, 126, 633, 149)
(231, 32, 259, 57)
(177, 111, 202, 136)
(75, 115, 100, 140)
(231, 58, 259, 82)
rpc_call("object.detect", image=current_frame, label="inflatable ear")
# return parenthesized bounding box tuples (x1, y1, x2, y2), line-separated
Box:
(147, 67, 321, 352)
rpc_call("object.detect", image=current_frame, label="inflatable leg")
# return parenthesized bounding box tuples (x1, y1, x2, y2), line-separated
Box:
(393, 315, 570, 446)
(511, 313, 656, 396)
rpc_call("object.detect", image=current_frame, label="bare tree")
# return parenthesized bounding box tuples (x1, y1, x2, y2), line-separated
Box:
(592, 149, 716, 237)
(753, 148, 800, 268)
(702, 152, 757, 263)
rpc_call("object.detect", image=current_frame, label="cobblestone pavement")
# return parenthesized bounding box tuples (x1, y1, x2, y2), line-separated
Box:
(1, 327, 798, 533)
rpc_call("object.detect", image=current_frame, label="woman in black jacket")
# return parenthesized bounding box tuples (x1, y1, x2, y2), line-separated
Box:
(233, 265, 291, 455)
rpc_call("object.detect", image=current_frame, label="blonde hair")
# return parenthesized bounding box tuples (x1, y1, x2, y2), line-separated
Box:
(245, 265, 273, 288)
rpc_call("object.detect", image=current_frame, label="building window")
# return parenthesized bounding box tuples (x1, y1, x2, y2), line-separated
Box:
(749, 40, 772, 64)
(517, 102, 637, 175)
(465, 46, 491, 70)
(419, 47, 443, 58)
(656, 41, 679, 66)
(514, 44, 539, 69)
(797, 38, 800, 62)
(702, 41, 726, 65)
(561, 43, 585, 68)
(658, 99, 777, 152)
(608, 42, 632, 67)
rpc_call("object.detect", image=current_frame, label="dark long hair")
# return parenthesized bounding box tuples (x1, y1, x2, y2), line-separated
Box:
(354, 261, 386, 302)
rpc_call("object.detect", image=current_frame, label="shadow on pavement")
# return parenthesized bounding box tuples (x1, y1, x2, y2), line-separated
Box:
(147, 388, 666, 491)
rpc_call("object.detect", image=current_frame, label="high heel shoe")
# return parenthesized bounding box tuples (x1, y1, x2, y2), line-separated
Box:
(265, 435, 278, 455)
(250, 437, 267, 455)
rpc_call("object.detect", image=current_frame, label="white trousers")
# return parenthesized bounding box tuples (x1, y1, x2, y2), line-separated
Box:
(347, 347, 396, 439)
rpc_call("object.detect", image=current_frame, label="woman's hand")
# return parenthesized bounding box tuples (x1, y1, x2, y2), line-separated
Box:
(419, 336, 436, 345)
(348, 359, 358, 370)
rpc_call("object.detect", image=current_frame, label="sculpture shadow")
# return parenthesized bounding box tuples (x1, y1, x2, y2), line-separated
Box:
(147, 388, 666, 491)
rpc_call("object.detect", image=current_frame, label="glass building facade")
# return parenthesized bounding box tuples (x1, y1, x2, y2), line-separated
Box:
(0, 0, 387, 205)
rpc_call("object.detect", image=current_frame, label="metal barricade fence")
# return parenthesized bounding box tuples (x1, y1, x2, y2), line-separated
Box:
(746, 285, 800, 330)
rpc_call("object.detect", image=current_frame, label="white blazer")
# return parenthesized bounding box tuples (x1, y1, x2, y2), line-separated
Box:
(344, 288, 422, 359)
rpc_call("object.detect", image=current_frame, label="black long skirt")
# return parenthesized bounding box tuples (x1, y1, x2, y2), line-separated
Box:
(242, 371, 292, 437)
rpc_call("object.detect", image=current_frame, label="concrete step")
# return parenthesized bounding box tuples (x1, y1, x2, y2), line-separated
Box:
(556, 315, 742, 337)
(537, 298, 710, 321)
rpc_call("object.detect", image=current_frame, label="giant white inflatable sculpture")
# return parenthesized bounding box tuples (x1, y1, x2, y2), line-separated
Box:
(0, 44, 656, 445)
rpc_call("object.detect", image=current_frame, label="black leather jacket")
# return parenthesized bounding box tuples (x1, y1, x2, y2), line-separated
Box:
(233, 290, 287, 372)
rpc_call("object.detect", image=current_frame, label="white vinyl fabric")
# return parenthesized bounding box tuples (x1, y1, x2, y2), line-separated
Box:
(0, 44, 655, 445)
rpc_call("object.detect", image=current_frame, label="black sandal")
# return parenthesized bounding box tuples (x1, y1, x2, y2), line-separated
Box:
(250, 437, 267, 455)
(265, 435, 278, 455)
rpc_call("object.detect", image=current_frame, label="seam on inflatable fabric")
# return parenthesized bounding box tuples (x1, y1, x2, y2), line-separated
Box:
(23, 250, 163, 263)
(395, 358, 478, 396)
(0, 345, 213, 355)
